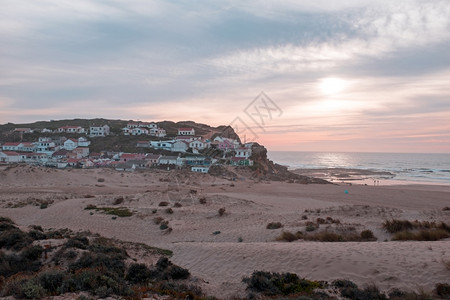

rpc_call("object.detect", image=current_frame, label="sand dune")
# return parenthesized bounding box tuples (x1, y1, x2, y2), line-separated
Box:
(1, 165, 449, 299)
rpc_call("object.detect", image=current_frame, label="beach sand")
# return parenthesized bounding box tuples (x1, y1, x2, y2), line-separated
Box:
(0, 164, 449, 298)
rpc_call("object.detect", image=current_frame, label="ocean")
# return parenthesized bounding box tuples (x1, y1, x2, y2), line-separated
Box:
(267, 151, 450, 184)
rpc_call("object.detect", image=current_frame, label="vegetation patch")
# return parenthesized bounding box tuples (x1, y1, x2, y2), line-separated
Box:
(392, 229, 450, 241)
(85, 206, 132, 217)
(266, 222, 283, 229)
(0, 215, 195, 299)
(383, 219, 450, 241)
(243, 271, 322, 296)
(276, 229, 377, 242)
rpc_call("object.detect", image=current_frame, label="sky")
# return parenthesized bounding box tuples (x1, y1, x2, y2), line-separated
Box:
(1, 0, 450, 153)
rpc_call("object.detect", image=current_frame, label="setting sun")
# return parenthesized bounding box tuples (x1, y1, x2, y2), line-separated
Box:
(319, 77, 349, 95)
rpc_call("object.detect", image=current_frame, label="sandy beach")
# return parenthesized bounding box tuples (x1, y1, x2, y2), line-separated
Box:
(1, 164, 449, 298)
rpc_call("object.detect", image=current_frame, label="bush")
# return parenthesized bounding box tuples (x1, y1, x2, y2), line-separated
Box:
(276, 231, 298, 242)
(84, 204, 97, 210)
(40, 203, 48, 209)
(435, 283, 450, 298)
(126, 263, 152, 284)
(38, 270, 65, 293)
(160, 222, 169, 230)
(199, 197, 207, 204)
(0, 228, 32, 250)
(153, 217, 164, 225)
(173, 202, 182, 208)
(154, 257, 190, 280)
(332, 279, 358, 289)
(28, 230, 46, 240)
(243, 271, 321, 296)
(266, 222, 283, 230)
(304, 232, 344, 242)
(305, 222, 317, 232)
(113, 196, 124, 205)
(97, 207, 133, 217)
(392, 229, 450, 241)
(218, 207, 226, 216)
(382, 220, 414, 233)
(97, 178, 105, 182)
(159, 201, 169, 207)
(65, 236, 89, 249)
(22, 245, 44, 260)
(165, 208, 174, 214)
(20, 279, 45, 299)
(360, 230, 376, 241)
(0, 217, 14, 224)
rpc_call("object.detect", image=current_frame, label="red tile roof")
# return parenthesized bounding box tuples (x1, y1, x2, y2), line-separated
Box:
(178, 128, 194, 131)
(2, 142, 21, 146)
(2, 151, 20, 156)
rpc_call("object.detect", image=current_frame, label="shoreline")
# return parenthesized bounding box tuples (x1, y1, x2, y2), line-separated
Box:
(291, 167, 450, 186)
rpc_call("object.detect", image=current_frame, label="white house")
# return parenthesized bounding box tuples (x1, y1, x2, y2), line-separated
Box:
(178, 127, 195, 136)
(25, 153, 48, 164)
(145, 154, 161, 166)
(57, 126, 86, 134)
(141, 122, 157, 129)
(63, 139, 78, 151)
(73, 147, 90, 158)
(35, 137, 57, 153)
(235, 147, 252, 159)
(172, 141, 188, 152)
(149, 127, 166, 137)
(2, 142, 22, 151)
(14, 128, 33, 134)
(191, 166, 209, 173)
(159, 156, 179, 165)
(189, 140, 207, 150)
(131, 127, 149, 136)
(127, 122, 157, 129)
(150, 141, 174, 151)
(89, 125, 110, 137)
(77, 137, 91, 147)
(0, 151, 26, 163)
(2, 142, 36, 152)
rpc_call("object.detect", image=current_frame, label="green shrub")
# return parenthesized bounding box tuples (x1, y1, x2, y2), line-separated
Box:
(332, 279, 358, 289)
(382, 220, 414, 233)
(126, 263, 152, 284)
(392, 229, 450, 241)
(65, 236, 89, 249)
(360, 230, 376, 241)
(38, 270, 65, 293)
(243, 271, 322, 296)
(218, 207, 226, 216)
(276, 231, 298, 242)
(305, 222, 317, 232)
(435, 283, 450, 298)
(20, 279, 45, 299)
(97, 207, 133, 217)
(0, 228, 32, 250)
(28, 230, 46, 240)
(154, 257, 190, 280)
(22, 245, 44, 260)
(84, 204, 97, 210)
(113, 196, 124, 205)
(266, 222, 283, 229)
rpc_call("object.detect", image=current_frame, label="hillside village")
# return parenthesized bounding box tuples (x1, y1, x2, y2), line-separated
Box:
(0, 121, 254, 173)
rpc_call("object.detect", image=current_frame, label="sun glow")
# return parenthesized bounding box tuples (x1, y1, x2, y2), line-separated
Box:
(319, 77, 349, 95)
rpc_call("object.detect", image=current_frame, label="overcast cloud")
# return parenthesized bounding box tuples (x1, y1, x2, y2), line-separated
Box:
(1, 0, 449, 152)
